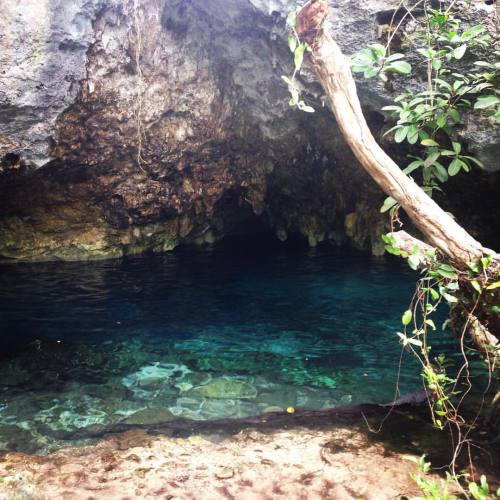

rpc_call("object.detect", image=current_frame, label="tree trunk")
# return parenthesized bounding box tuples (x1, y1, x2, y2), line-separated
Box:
(295, 0, 499, 269)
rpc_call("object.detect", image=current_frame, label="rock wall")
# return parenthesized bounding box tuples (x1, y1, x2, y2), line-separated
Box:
(0, 0, 498, 260)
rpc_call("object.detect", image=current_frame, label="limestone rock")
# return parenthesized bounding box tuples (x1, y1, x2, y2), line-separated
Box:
(124, 408, 175, 425)
(0, 0, 498, 259)
(187, 378, 258, 400)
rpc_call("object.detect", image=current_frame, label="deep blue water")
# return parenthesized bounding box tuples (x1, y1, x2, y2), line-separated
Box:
(0, 237, 455, 453)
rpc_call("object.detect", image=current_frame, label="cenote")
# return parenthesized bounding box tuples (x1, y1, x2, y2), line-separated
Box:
(0, 236, 456, 454)
(1, 0, 500, 496)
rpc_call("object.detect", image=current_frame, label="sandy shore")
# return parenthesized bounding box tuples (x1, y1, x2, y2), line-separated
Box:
(0, 409, 498, 499)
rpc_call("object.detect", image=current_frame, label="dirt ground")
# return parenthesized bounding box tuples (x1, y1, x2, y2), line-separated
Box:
(0, 410, 498, 500)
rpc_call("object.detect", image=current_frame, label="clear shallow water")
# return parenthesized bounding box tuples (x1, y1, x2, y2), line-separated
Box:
(0, 237, 455, 453)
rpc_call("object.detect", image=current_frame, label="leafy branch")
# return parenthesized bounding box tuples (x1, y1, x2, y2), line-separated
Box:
(281, 9, 315, 113)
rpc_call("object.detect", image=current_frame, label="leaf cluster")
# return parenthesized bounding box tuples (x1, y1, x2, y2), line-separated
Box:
(281, 9, 315, 114)
(352, 6, 499, 208)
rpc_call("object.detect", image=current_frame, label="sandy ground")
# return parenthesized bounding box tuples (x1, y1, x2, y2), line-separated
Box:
(1, 407, 498, 500)
(0, 423, 450, 500)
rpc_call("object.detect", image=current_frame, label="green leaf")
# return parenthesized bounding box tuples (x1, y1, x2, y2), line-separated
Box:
(294, 43, 306, 71)
(288, 36, 297, 53)
(448, 158, 463, 176)
(468, 261, 481, 274)
(481, 255, 492, 269)
(443, 292, 458, 303)
(453, 44, 467, 59)
(289, 87, 299, 106)
(402, 310, 413, 326)
(386, 53, 406, 62)
(424, 151, 440, 168)
(436, 113, 447, 128)
(396, 331, 407, 344)
(297, 101, 315, 113)
(448, 108, 460, 123)
(380, 196, 398, 213)
(440, 149, 456, 157)
(286, 11, 297, 28)
(471, 280, 481, 293)
(406, 126, 419, 144)
(381, 105, 403, 112)
(421, 139, 439, 147)
(474, 95, 500, 110)
(370, 43, 386, 58)
(429, 288, 440, 301)
(486, 281, 500, 290)
(385, 60, 412, 75)
(383, 124, 403, 137)
(452, 142, 461, 154)
(407, 338, 423, 347)
(435, 78, 452, 91)
(419, 129, 430, 141)
(403, 159, 424, 175)
(437, 266, 458, 279)
(425, 319, 436, 330)
(462, 25, 485, 41)
(417, 48, 434, 59)
(408, 254, 420, 271)
(432, 162, 449, 183)
(432, 59, 442, 71)
(363, 66, 379, 79)
(395, 126, 408, 143)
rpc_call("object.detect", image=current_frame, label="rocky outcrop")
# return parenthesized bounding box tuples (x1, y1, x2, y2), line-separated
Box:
(0, 0, 498, 260)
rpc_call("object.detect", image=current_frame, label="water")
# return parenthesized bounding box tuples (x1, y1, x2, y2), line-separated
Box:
(0, 237, 455, 454)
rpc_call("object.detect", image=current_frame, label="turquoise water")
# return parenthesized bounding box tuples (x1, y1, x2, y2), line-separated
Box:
(0, 237, 455, 453)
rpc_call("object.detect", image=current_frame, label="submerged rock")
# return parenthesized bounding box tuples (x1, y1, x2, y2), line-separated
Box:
(187, 378, 258, 400)
(124, 408, 175, 425)
(122, 363, 192, 396)
(0, 364, 32, 386)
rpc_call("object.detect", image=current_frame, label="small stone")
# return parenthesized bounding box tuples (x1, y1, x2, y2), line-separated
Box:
(215, 466, 234, 479)
(261, 458, 275, 466)
(262, 406, 284, 414)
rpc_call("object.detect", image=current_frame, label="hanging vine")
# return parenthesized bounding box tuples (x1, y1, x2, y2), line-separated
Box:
(132, 0, 146, 171)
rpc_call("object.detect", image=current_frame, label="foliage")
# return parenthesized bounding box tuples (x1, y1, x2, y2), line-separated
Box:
(351, 6, 499, 204)
(409, 455, 500, 500)
(351, 43, 411, 80)
(281, 9, 316, 113)
(383, 234, 499, 430)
